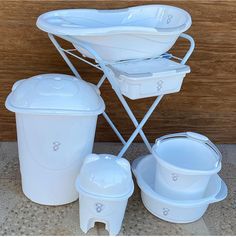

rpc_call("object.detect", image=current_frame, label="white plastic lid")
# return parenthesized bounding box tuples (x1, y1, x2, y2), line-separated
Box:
(5, 74, 105, 115)
(76, 154, 134, 199)
(109, 58, 190, 80)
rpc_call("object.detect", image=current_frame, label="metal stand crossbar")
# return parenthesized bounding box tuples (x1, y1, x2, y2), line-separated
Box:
(48, 33, 194, 158)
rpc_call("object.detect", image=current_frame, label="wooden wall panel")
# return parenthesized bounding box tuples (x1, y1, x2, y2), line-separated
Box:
(0, 0, 236, 143)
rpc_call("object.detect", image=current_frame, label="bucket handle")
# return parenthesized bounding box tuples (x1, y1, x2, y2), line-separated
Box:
(155, 132, 222, 168)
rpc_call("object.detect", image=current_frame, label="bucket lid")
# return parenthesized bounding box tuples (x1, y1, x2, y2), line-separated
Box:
(76, 154, 134, 199)
(152, 132, 222, 174)
(5, 74, 105, 115)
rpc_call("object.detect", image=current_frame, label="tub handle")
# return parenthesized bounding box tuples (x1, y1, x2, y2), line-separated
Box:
(155, 132, 222, 167)
(209, 180, 228, 204)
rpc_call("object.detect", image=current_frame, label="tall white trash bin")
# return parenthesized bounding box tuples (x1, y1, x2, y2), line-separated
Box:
(5, 74, 105, 205)
(75, 154, 134, 235)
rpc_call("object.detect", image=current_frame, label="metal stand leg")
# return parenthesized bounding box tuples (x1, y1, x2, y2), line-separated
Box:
(117, 95, 164, 158)
(99, 65, 153, 153)
(113, 89, 153, 153)
(49, 35, 157, 154)
(47, 34, 183, 157)
(96, 71, 153, 153)
(102, 112, 126, 145)
(49, 34, 160, 153)
(48, 34, 82, 79)
(48, 34, 126, 145)
(97, 74, 106, 88)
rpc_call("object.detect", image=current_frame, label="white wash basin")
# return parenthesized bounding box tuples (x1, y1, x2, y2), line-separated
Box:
(37, 5, 192, 62)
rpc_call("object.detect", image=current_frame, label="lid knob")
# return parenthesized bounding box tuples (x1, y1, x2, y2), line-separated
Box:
(76, 154, 134, 198)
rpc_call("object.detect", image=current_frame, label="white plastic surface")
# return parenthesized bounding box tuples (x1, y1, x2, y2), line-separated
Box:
(76, 154, 134, 198)
(5, 74, 105, 205)
(132, 155, 227, 223)
(14, 113, 99, 205)
(36, 5, 192, 61)
(152, 132, 222, 199)
(76, 154, 134, 235)
(109, 58, 190, 99)
(5, 74, 105, 115)
(79, 193, 128, 235)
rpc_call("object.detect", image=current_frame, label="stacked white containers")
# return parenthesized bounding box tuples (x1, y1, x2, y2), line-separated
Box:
(132, 154, 227, 223)
(152, 132, 222, 200)
(75, 154, 134, 235)
(5, 74, 105, 205)
(130, 131, 227, 223)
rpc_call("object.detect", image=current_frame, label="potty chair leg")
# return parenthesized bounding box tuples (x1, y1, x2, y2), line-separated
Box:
(80, 216, 95, 234)
(105, 216, 123, 236)
(80, 215, 123, 236)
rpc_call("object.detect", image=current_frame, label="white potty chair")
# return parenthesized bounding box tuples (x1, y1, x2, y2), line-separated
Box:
(75, 154, 134, 235)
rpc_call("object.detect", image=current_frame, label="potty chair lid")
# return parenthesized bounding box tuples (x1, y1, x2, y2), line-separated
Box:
(76, 154, 134, 199)
(5, 74, 105, 115)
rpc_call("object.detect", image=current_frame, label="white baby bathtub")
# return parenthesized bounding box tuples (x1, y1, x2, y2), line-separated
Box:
(37, 5, 192, 62)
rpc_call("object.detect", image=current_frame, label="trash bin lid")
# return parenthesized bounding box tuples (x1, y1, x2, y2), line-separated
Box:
(76, 154, 134, 199)
(5, 74, 105, 115)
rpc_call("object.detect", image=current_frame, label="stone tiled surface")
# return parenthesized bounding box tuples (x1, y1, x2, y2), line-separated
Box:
(203, 178, 236, 236)
(0, 142, 235, 235)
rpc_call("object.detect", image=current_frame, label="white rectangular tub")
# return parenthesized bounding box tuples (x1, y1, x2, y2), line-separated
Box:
(108, 58, 190, 99)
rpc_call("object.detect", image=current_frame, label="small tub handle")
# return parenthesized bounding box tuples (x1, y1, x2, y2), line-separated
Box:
(209, 180, 228, 204)
(155, 132, 222, 167)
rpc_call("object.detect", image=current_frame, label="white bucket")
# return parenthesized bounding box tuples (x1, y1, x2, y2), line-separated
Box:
(75, 154, 134, 235)
(132, 155, 227, 223)
(5, 74, 105, 205)
(152, 132, 222, 199)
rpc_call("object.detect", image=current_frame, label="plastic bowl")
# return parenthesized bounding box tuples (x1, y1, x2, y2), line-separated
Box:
(132, 155, 227, 223)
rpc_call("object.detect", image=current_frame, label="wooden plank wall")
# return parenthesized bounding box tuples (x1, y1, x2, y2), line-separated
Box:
(0, 0, 236, 143)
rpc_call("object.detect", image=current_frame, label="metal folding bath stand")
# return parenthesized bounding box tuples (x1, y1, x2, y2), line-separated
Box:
(48, 33, 195, 158)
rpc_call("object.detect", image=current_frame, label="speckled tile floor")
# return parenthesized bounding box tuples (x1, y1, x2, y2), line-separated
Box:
(0, 142, 235, 235)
